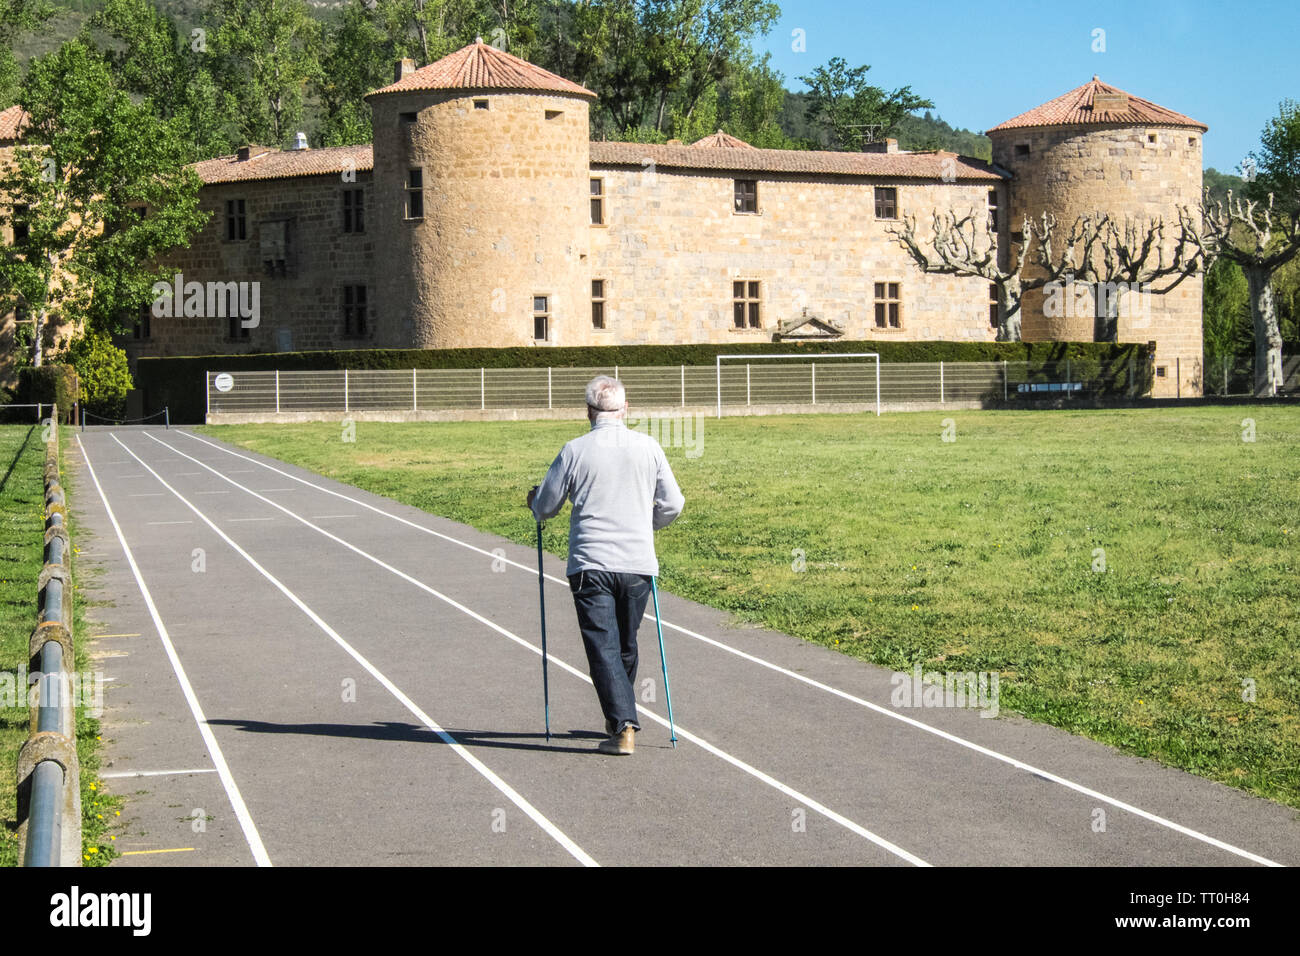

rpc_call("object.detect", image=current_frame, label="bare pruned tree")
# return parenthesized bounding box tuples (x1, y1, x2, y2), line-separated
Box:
(888, 208, 1082, 341)
(1196, 189, 1299, 396)
(1069, 210, 1205, 343)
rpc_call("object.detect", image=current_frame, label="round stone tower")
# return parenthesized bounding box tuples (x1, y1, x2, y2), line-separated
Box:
(988, 78, 1207, 396)
(365, 40, 596, 349)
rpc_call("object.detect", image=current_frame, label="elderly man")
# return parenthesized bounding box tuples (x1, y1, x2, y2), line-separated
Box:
(527, 375, 685, 755)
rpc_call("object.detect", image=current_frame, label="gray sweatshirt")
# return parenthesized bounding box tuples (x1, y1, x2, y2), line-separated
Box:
(530, 418, 685, 576)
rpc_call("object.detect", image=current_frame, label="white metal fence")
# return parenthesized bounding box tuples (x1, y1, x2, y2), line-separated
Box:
(205, 358, 1143, 418)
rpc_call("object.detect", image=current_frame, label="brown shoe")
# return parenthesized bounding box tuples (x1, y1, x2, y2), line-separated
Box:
(597, 726, 635, 756)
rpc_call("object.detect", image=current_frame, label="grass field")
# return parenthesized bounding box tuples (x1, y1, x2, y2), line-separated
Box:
(201, 406, 1300, 809)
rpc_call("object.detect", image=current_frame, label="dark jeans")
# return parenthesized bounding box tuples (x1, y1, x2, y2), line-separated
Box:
(568, 569, 652, 734)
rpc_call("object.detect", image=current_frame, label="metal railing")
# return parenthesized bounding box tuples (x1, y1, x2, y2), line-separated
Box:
(17, 407, 83, 867)
(205, 358, 1146, 419)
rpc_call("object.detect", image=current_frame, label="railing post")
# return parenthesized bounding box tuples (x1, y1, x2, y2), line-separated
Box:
(1065, 358, 1071, 398)
(344, 368, 349, 413)
(165, 406, 170, 429)
(480, 368, 485, 410)
(412, 368, 417, 412)
(276, 369, 281, 415)
(746, 364, 751, 406)
(548, 367, 552, 410)
(1223, 355, 1229, 395)
(940, 361, 944, 404)
(811, 363, 816, 404)
(1002, 360, 1008, 402)
(716, 358, 721, 419)
(681, 365, 685, 407)
(1176, 356, 1181, 399)
(206, 370, 211, 420)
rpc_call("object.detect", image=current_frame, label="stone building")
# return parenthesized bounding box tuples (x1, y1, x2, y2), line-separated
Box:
(3, 43, 1209, 396)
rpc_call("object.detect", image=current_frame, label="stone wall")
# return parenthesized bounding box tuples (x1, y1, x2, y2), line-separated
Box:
(584, 167, 1004, 346)
(128, 170, 376, 360)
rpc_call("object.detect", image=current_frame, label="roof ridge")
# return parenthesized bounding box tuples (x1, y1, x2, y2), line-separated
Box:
(367, 40, 596, 100)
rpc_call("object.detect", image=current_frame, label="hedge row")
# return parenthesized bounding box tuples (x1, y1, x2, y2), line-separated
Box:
(13, 366, 80, 422)
(136, 340, 1154, 424)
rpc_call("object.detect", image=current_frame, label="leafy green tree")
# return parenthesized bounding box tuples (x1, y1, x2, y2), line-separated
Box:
(1202, 258, 1250, 393)
(798, 56, 933, 150)
(0, 39, 207, 367)
(65, 329, 132, 418)
(0, 0, 53, 108)
(1246, 99, 1300, 230)
(92, 0, 241, 161)
(210, 0, 323, 148)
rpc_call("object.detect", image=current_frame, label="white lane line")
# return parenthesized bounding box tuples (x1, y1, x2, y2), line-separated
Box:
(77, 436, 272, 868)
(176, 428, 1285, 868)
(150, 432, 926, 866)
(114, 434, 597, 868)
(103, 769, 218, 779)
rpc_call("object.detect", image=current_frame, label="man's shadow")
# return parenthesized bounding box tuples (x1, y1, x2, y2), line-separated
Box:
(205, 718, 607, 754)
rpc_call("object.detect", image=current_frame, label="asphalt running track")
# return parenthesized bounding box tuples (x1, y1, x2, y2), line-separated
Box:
(66, 426, 1300, 868)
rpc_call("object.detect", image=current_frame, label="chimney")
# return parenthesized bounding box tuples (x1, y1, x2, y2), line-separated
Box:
(291, 131, 309, 151)
(861, 138, 899, 154)
(394, 58, 415, 83)
(236, 145, 251, 161)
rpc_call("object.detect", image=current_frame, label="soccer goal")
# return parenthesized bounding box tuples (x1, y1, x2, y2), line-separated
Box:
(715, 353, 881, 418)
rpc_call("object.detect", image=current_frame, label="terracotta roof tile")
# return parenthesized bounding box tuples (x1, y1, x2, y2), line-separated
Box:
(987, 77, 1206, 132)
(690, 130, 755, 149)
(590, 141, 1007, 181)
(367, 40, 595, 100)
(192, 144, 374, 184)
(0, 105, 30, 142)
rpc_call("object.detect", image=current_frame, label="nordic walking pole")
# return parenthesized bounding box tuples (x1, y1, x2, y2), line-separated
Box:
(536, 518, 551, 742)
(651, 576, 677, 747)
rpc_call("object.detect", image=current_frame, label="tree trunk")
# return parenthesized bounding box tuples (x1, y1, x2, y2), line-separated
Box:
(1093, 282, 1120, 343)
(997, 280, 1022, 342)
(1245, 265, 1284, 397)
(33, 308, 45, 368)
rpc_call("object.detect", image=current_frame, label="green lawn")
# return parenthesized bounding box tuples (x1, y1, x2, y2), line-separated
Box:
(200, 407, 1300, 808)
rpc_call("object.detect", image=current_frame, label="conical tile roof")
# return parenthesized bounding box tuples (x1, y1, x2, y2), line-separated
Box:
(367, 40, 596, 100)
(987, 77, 1206, 132)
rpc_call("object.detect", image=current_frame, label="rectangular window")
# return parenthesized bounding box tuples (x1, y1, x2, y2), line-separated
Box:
(1015, 144, 1030, 157)
(342, 189, 365, 233)
(874, 187, 897, 220)
(133, 303, 151, 340)
(874, 282, 901, 329)
(533, 295, 549, 341)
(343, 285, 368, 338)
(474, 99, 489, 110)
(591, 280, 606, 329)
(225, 199, 247, 240)
(12, 204, 29, 244)
(590, 178, 605, 225)
(406, 169, 424, 219)
(545, 109, 563, 120)
(732, 280, 761, 329)
(734, 179, 757, 214)
(399, 112, 418, 123)
(987, 189, 999, 231)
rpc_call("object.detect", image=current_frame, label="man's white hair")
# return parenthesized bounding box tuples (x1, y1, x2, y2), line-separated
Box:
(586, 375, 626, 415)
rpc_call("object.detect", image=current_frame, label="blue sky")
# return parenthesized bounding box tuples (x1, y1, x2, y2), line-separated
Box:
(754, 0, 1299, 174)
